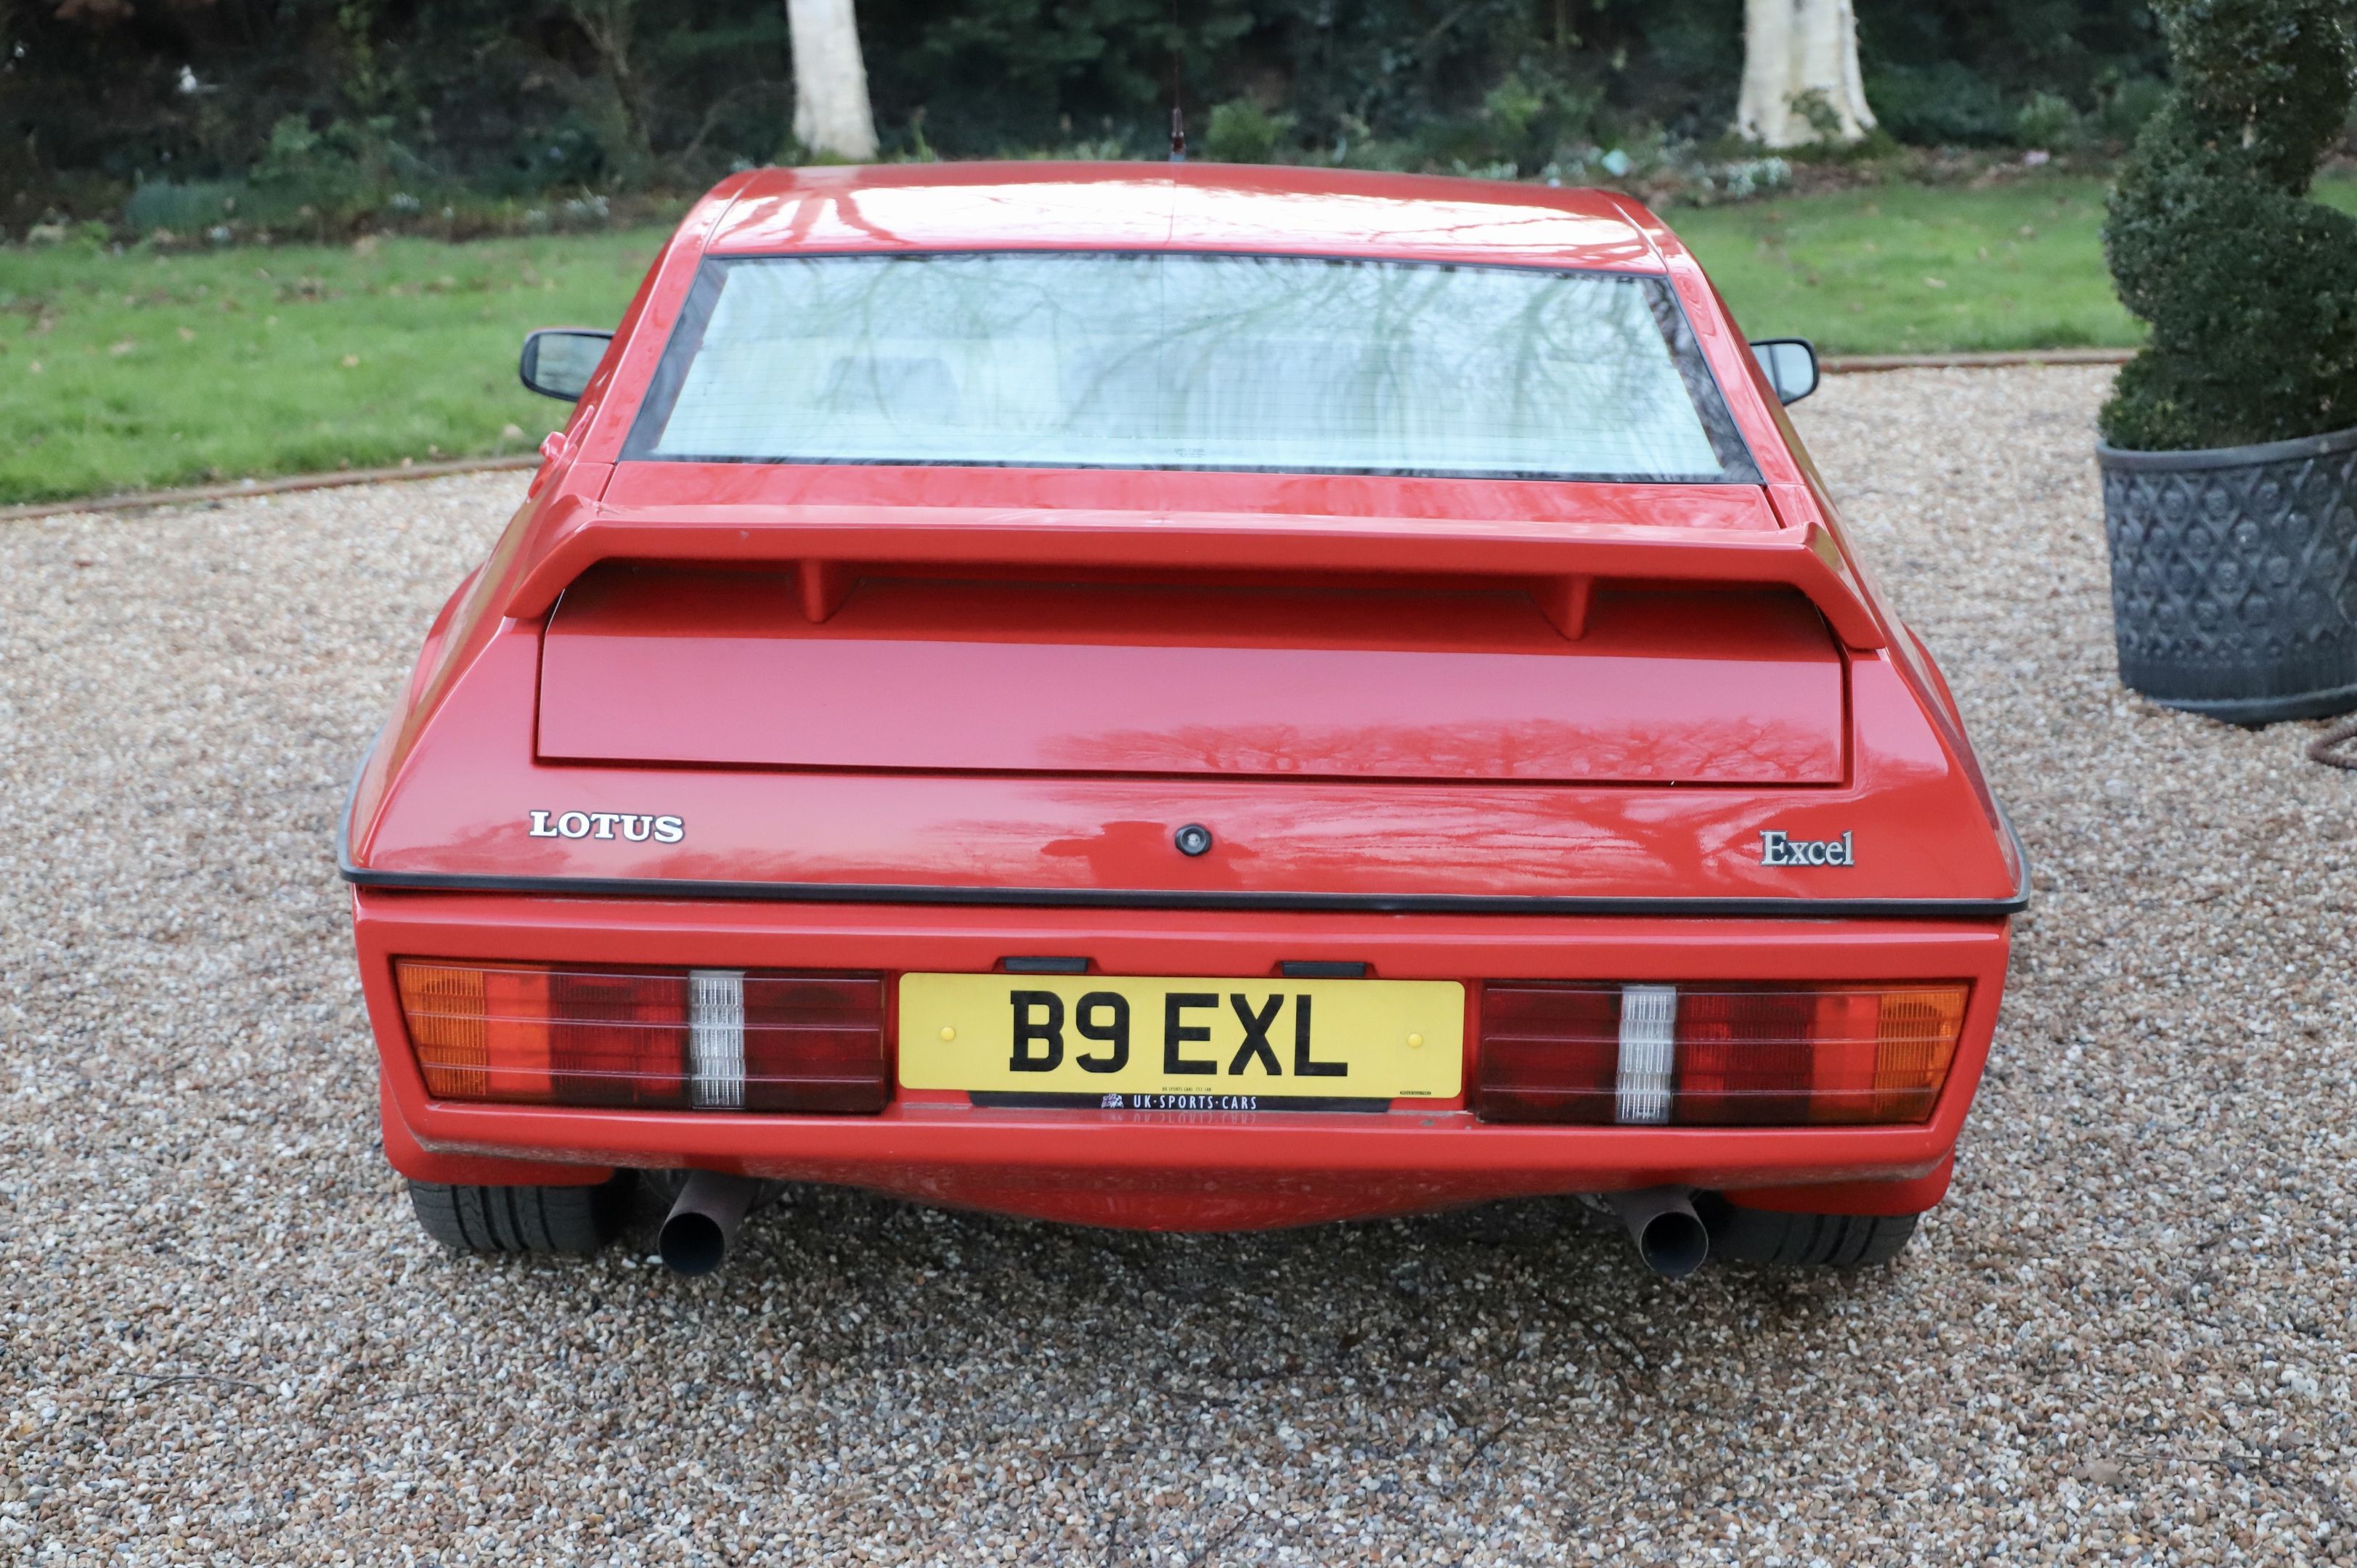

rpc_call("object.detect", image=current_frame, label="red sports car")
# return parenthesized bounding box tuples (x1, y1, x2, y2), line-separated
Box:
(343, 163, 2024, 1278)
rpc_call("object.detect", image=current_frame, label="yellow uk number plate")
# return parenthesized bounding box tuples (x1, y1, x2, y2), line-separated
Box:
(898, 973, 1464, 1107)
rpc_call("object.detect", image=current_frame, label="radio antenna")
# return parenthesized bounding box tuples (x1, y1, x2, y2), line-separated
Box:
(1168, 0, 1186, 161)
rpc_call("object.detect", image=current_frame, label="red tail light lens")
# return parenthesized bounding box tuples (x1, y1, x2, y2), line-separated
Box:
(1674, 988, 1817, 1126)
(740, 973, 893, 1112)
(1478, 985, 1623, 1125)
(1478, 982, 1966, 1127)
(396, 960, 887, 1113)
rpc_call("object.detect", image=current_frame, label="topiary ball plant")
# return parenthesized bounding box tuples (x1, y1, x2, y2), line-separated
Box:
(2101, 0, 2357, 452)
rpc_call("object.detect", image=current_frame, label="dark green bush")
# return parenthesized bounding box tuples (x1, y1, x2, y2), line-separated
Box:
(7, 0, 2179, 236)
(2101, 0, 2357, 450)
(1859, 0, 2168, 148)
(1861, 62, 2017, 144)
(2013, 91, 2084, 150)
(1202, 100, 1295, 164)
(2092, 73, 2171, 143)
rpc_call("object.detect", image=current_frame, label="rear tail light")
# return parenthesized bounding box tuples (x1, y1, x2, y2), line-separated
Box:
(1478, 981, 1966, 1127)
(395, 960, 887, 1113)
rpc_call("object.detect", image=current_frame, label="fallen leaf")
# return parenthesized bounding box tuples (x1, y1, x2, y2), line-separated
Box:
(500, 423, 524, 441)
(28, 360, 42, 375)
(177, 326, 198, 343)
(341, 354, 360, 368)
(1923, 277, 1947, 290)
(110, 339, 137, 356)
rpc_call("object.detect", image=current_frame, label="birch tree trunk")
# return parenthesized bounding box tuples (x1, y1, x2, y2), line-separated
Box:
(786, 0, 879, 161)
(1735, 0, 1876, 147)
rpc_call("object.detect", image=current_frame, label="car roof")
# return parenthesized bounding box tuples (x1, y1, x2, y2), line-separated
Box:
(701, 161, 1665, 271)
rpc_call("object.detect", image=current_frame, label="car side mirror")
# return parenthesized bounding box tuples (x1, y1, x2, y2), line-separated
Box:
(519, 328, 614, 401)
(1750, 338, 1819, 405)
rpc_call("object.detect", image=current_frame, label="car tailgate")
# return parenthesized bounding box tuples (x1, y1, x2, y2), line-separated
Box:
(536, 565, 1844, 785)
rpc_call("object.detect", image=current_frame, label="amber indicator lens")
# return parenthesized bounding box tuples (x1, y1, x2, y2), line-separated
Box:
(395, 960, 887, 1113)
(1477, 981, 1966, 1127)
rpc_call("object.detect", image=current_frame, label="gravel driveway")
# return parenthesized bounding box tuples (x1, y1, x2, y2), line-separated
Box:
(4, 367, 2354, 1565)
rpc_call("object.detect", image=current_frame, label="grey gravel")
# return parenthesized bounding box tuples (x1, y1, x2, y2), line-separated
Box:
(2, 367, 2354, 1565)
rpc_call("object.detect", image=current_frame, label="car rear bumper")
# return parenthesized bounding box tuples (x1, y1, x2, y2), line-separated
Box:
(353, 889, 2009, 1230)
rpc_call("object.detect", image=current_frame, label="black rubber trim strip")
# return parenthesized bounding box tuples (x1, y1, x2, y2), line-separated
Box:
(335, 740, 2032, 920)
(336, 870, 2025, 918)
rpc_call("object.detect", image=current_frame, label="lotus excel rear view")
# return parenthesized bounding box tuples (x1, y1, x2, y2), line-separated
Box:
(341, 163, 2024, 1277)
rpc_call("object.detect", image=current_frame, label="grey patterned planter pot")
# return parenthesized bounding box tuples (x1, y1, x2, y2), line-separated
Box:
(2098, 425, 2357, 722)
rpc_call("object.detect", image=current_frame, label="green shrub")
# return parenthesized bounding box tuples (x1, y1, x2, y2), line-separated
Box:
(2013, 91, 2083, 151)
(1202, 100, 1293, 164)
(123, 180, 251, 236)
(2101, 0, 2357, 450)
(2091, 75, 2170, 144)
(1863, 62, 2020, 145)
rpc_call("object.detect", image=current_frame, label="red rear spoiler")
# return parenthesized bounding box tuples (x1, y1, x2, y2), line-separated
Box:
(502, 482, 1887, 649)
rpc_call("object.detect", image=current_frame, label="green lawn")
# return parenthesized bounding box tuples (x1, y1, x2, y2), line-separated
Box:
(7, 174, 2356, 505)
(1683, 174, 2357, 354)
(0, 231, 666, 505)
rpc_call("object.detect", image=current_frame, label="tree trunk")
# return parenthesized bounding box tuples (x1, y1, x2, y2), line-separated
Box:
(1735, 0, 1876, 148)
(567, 0, 654, 184)
(786, 0, 879, 161)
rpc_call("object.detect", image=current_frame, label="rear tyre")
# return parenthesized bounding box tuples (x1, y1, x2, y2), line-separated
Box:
(1701, 1200, 1919, 1268)
(407, 1174, 635, 1257)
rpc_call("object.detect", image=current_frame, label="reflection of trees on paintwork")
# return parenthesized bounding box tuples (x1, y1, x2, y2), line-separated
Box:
(1035, 717, 1838, 785)
(651, 253, 1735, 480)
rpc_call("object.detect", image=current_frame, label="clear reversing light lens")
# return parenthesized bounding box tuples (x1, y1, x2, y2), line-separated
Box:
(1477, 981, 1967, 1127)
(395, 960, 887, 1114)
(688, 968, 746, 1109)
(1615, 983, 1677, 1126)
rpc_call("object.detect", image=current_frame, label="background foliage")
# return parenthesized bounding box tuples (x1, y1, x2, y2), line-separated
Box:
(6, 0, 2169, 236)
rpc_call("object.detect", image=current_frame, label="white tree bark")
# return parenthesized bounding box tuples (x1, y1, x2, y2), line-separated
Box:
(786, 0, 879, 161)
(1735, 0, 1876, 148)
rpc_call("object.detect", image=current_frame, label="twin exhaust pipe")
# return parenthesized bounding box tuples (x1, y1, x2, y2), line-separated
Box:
(659, 1175, 1709, 1279)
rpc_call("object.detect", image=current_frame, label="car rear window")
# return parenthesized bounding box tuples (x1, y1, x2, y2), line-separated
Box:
(624, 251, 1759, 483)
